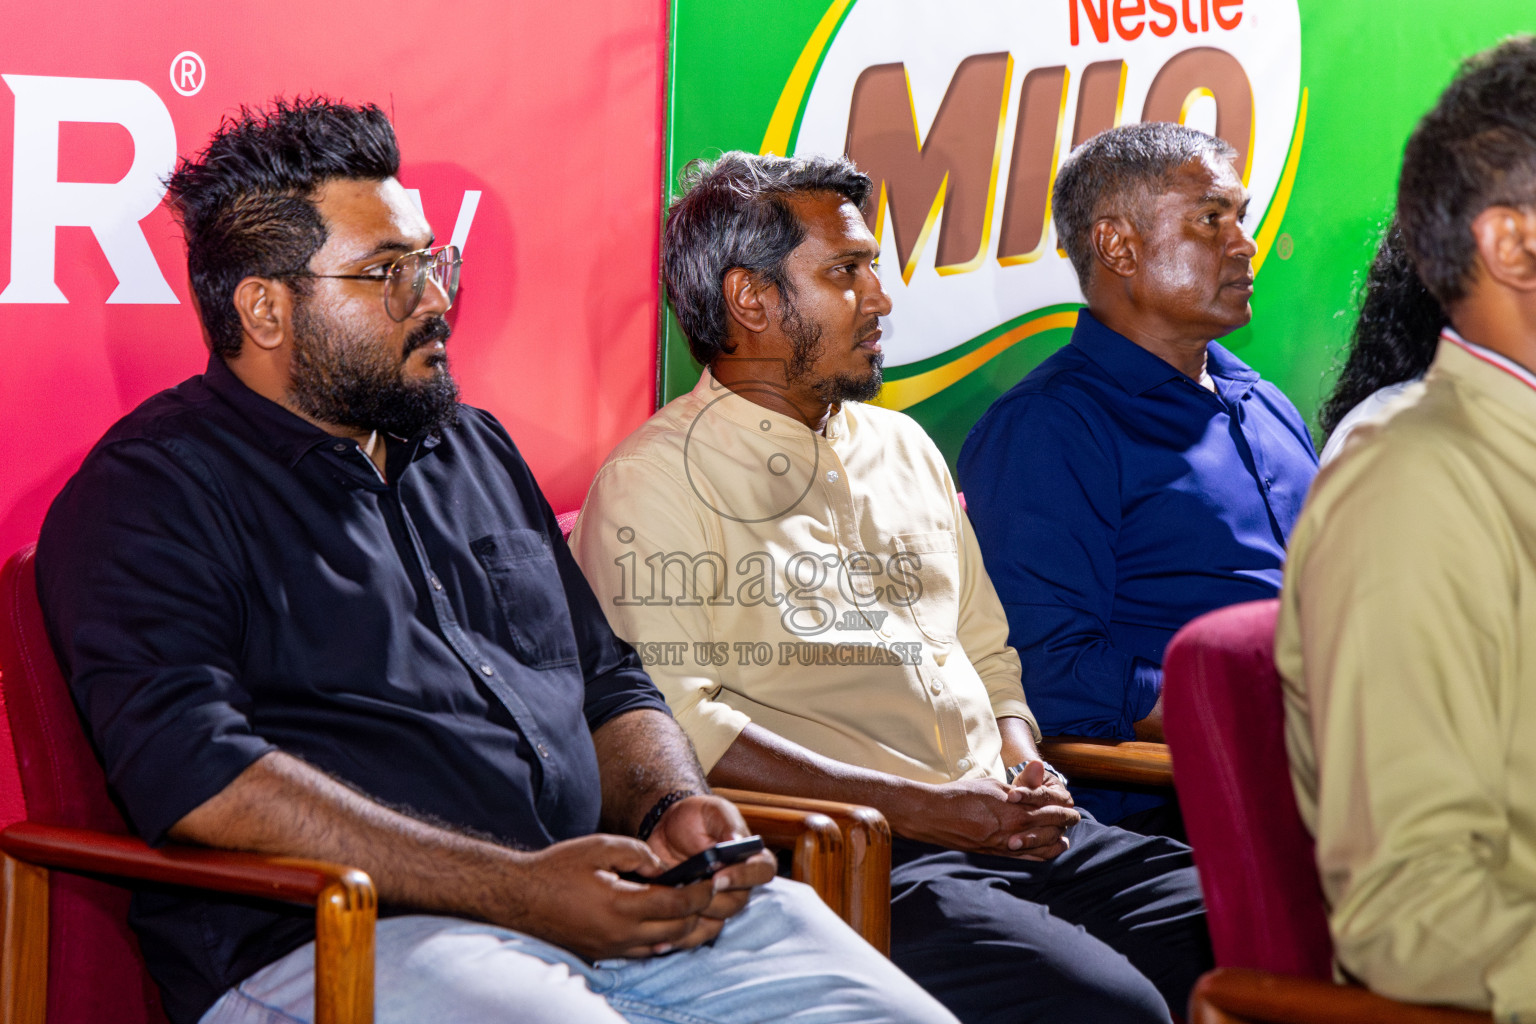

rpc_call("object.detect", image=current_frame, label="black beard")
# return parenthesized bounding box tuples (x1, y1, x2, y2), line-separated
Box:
(289, 303, 460, 439)
(782, 295, 884, 404)
(817, 357, 885, 404)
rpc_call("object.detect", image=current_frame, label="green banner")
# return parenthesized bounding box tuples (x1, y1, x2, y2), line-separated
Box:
(663, 0, 1535, 466)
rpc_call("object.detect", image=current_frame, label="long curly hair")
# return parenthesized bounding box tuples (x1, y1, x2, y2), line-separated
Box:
(1319, 219, 1446, 439)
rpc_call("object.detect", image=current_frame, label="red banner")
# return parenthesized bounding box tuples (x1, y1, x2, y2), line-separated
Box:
(0, 1, 668, 560)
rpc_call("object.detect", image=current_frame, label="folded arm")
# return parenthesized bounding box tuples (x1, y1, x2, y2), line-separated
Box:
(709, 723, 1076, 858)
(573, 451, 1076, 859)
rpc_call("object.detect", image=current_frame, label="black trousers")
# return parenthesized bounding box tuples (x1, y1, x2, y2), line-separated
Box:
(888, 817, 1212, 1024)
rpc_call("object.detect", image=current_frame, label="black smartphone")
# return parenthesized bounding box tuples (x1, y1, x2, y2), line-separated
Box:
(620, 835, 765, 886)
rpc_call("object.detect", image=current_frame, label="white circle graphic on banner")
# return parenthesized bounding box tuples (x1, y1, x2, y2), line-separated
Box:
(792, 0, 1303, 371)
(168, 51, 206, 97)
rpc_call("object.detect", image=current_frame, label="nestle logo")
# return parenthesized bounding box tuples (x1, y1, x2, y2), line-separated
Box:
(1069, 0, 1244, 46)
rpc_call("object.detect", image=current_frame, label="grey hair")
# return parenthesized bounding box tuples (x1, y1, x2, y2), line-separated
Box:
(662, 151, 873, 366)
(1052, 122, 1236, 290)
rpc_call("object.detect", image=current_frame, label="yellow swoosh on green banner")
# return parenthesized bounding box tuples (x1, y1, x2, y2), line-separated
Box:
(1253, 86, 1308, 274)
(761, 0, 855, 156)
(871, 311, 1079, 410)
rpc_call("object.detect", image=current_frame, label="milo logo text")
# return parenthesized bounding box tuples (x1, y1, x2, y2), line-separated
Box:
(786, 0, 1301, 375)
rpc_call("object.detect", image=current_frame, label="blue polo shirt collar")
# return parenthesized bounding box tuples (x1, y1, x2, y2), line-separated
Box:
(1069, 307, 1260, 397)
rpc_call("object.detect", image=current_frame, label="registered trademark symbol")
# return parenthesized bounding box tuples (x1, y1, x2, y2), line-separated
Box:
(169, 51, 206, 97)
(1276, 233, 1294, 260)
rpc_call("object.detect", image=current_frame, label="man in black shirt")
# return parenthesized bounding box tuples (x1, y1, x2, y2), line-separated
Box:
(36, 99, 952, 1024)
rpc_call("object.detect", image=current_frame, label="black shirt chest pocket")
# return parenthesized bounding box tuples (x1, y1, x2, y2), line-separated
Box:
(472, 530, 580, 669)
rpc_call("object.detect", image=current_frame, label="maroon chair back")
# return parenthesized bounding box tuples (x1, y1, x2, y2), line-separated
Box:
(0, 545, 169, 1023)
(1162, 598, 1334, 981)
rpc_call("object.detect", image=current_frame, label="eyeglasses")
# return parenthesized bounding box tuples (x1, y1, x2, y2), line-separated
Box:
(281, 245, 463, 322)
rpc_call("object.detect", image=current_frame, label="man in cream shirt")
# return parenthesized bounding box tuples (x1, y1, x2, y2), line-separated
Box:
(573, 151, 1210, 1024)
(1279, 37, 1536, 1021)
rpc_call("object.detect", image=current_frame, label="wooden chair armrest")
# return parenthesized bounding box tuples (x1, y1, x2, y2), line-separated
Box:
(1190, 968, 1493, 1024)
(728, 802, 844, 918)
(1, 821, 370, 903)
(717, 789, 891, 955)
(1038, 737, 1173, 787)
(1, 821, 375, 1024)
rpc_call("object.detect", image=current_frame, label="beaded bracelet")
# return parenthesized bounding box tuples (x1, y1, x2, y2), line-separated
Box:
(636, 788, 700, 841)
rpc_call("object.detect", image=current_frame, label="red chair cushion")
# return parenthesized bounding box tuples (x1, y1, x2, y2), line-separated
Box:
(1162, 598, 1335, 981)
(0, 683, 28, 832)
(1, 545, 168, 1023)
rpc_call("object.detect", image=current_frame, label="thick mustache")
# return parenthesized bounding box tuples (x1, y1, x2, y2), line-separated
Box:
(404, 317, 452, 357)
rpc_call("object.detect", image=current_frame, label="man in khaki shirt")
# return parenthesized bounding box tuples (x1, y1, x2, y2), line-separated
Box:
(573, 151, 1210, 1024)
(1278, 38, 1536, 1022)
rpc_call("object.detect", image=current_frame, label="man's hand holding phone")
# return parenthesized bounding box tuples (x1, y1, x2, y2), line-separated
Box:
(620, 836, 765, 886)
(638, 794, 777, 942)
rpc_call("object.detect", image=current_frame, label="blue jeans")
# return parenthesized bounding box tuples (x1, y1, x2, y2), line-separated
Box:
(200, 879, 957, 1024)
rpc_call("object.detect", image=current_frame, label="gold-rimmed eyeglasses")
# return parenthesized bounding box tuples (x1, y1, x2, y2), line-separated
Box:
(281, 244, 462, 322)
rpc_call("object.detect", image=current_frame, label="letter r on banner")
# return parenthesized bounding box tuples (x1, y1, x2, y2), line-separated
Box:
(1, 74, 178, 304)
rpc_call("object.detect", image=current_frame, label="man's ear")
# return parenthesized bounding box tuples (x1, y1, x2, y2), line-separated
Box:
(1090, 216, 1139, 280)
(1470, 206, 1536, 292)
(722, 266, 772, 334)
(232, 277, 292, 353)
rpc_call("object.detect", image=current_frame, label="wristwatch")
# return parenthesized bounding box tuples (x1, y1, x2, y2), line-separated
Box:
(1005, 758, 1068, 789)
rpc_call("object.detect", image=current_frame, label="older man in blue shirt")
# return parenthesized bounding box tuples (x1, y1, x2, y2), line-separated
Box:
(958, 123, 1318, 833)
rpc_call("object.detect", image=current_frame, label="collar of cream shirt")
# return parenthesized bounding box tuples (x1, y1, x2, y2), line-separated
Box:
(696, 367, 853, 442)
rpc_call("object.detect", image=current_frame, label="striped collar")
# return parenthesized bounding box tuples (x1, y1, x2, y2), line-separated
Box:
(1441, 327, 1536, 394)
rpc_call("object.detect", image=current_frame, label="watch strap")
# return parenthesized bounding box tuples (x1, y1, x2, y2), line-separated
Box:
(1005, 759, 1068, 788)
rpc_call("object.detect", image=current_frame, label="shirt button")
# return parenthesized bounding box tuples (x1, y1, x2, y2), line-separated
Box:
(826, 470, 839, 483)
(930, 681, 944, 695)
(479, 663, 495, 677)
(430, 575, 443, 591)
(537, 743, 550, 758)
(332, 442, 348, 452)
(957, 757, 973, 772)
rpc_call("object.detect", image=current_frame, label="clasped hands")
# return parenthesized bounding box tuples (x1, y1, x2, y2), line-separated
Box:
(516, 794, 774, 962)
(895, 759, 1080, 860)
